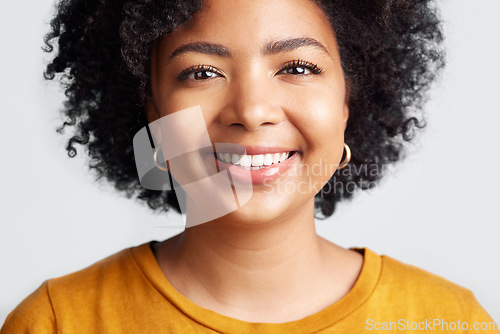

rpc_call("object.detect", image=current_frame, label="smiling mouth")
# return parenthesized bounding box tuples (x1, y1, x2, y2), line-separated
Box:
(212, 151, 298, 170)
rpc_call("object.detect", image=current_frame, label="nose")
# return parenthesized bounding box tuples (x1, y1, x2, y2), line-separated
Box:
(218, 74, 285, 131)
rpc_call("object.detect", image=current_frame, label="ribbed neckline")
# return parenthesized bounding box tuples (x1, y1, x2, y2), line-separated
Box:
(131, 241, 382, 333)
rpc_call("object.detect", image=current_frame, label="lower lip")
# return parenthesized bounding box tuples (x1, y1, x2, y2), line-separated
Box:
(209, 152, 300, 184)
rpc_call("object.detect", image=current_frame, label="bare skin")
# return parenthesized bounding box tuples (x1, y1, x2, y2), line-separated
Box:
(149, 0, 364, 323)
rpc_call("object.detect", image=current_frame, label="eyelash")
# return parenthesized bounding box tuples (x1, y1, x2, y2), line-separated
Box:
(177, 59, 323, 81)
(177, 65, 221, 81)
(276, 59, 323, 76)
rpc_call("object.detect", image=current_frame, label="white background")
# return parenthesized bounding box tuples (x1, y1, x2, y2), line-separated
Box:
(1, 0, 499, 325)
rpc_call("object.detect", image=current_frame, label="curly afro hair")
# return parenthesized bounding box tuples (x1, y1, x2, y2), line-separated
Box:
(43, 0, 445, 219)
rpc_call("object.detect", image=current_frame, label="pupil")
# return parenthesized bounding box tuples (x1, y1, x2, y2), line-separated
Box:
(292, 67, 305, 74)
(196, 71, 211, 79)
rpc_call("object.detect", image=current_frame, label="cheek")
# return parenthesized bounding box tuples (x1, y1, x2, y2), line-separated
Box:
(289, 90, 346, 151)
(156, 88, 202, 116)
(286, 87, 347, 183)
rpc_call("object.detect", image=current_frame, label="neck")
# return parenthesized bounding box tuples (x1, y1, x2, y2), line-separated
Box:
(155, 198, 362, 322)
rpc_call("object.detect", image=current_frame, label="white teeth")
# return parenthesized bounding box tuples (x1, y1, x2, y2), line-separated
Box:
(231, 154, 240, 165)
(239, 154, 252, 167)
(251, 154, 264, 166)
(263, 154, 273, 165)
(216, 151, 293, 167)
(272, 153, 281, 164)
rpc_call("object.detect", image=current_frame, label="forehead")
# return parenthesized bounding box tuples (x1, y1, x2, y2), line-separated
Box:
(160, 0, 338, 57)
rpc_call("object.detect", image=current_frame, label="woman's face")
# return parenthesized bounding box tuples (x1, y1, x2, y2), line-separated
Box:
(149, 0, 348, 225)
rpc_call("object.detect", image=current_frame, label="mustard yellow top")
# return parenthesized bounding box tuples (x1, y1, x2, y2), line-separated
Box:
(2, 242, 498, 333)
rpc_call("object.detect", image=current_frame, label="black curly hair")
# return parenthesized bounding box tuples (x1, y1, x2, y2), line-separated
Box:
(43, 0, 445, 219)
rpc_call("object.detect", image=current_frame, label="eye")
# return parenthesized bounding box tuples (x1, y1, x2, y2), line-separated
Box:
(178, 65, 223, 81)
(276, 59, 323, 77)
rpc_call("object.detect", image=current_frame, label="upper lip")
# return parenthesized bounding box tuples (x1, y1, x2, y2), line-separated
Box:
(200, 144, 299, 156)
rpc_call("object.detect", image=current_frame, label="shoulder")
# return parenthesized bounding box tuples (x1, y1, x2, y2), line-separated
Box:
(1, 281, 56, 333)
(48, 245, 138, 292)
(1, 243, 152, 333)
(378, 253, 473, 301)
(370, 250, 494, 320)
(45, 243, 154, 309)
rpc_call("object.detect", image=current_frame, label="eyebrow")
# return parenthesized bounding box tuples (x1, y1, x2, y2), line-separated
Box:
(263, 37, 329, 56)
(169, 42, 231, 60)
(167, 37, 329, 61)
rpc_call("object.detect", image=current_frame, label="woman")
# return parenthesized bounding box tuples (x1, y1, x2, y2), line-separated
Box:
(2, 0, 498, 332)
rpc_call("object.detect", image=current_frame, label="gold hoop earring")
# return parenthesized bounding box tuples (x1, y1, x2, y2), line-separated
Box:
(153, 147, 168, 171)
(337, 143, 351, 170)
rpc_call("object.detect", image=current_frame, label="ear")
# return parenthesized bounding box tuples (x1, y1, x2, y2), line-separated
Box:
(143, 99, 163, 146)
(343, 78, 351, 130)
(343, 105, 349, 131)
(144, 98, 159, 124)
(143, 41, 162, 141)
